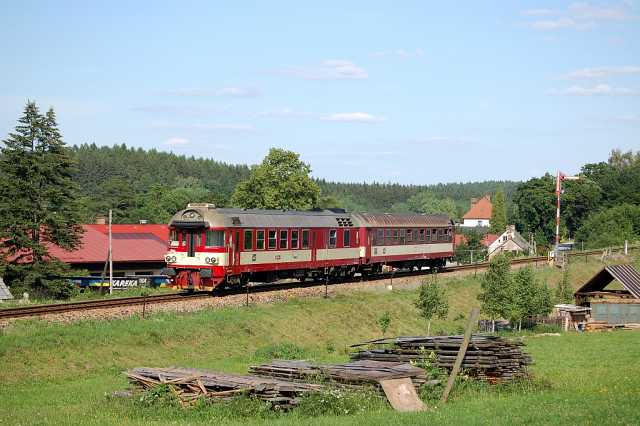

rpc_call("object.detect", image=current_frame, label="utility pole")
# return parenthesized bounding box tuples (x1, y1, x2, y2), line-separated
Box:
(108, 209, 113, 295)
(555, 171, 579, 256)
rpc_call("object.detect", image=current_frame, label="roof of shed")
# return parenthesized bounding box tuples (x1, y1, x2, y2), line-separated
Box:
(463, 196, 492, 220)
(352, 213, 451, 227)
(47, 224, 168, 264)
(574, 264, 640, 298)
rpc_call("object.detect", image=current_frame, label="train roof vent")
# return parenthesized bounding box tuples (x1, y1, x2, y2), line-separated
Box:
(336, 217, 353, 227)
(231, 216, 242, 225)
(187, 203, 216, 209)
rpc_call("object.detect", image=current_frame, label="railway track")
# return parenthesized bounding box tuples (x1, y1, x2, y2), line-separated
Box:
(0, 249, 617, 320)
(0, 292, 209, 320)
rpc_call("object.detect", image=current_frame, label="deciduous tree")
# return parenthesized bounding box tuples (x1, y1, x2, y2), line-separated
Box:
(231, 148, 321, 210)
(415, 280, 449, 335)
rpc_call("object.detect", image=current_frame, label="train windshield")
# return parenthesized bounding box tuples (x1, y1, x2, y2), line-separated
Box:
(205, 230, 224, 248)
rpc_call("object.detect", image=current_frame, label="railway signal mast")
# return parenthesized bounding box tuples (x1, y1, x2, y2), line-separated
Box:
(555, 171, 579, 254)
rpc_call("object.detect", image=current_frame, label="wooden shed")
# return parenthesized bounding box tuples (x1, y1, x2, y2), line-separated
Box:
(575, 264, 640, 325)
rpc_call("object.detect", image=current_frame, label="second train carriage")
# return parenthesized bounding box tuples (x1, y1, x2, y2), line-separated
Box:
(162, 203, 454, 291)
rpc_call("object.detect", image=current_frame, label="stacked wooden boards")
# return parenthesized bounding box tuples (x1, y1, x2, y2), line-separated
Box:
(126, 367, 322, 409)
(249, 359, 428, 390)
(350, 334, 532, 383)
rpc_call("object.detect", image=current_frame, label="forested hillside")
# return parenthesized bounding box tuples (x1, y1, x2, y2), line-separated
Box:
(71, 144, 517, 223)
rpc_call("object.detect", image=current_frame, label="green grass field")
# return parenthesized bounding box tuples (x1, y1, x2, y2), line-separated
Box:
(1, 258, 639, 425)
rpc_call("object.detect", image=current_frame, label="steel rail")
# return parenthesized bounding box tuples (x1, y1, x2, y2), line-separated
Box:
(0, 248, 626, 320)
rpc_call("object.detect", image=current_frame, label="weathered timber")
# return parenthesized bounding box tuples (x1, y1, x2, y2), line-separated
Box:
(350, 334, 532, 383)
(126, 367, 323, 409)
(249, 359, 428, 391)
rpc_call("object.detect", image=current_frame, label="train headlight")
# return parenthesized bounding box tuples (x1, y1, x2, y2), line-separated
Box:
(205, 256, 218, 265)
(165, 255, 177, 263)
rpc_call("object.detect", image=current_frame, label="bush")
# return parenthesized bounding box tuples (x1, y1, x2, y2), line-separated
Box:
(295, 388, 385, 417)
(253, 342, 309, 361)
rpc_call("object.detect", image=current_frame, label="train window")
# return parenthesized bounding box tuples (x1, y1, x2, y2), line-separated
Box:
(268, 230, 277, 249)
(418, 229, 425, 241)
(437, 229, 444, 240)
(243, 230, 253, 251)
(329, 229, 337, 248)
(432, 229, 438, 241)
(181, 231, 187, 246)
(344, 230, 350, 247)
(393, 229, 398, 244)
(406, 229, 412, 243)
(195, 232, 202, 247)
(302, 229, 310, 248)
(256, 230, 265, 250)
(385, 229, 392, 244)
(280, 230, 288, 249)
(291, 230, 299, 249)
(400, 229, 406, 244)
(205, 230, 224, 247)
(169, 229, 178, 246)
(376, 229, 384, 245)
(426, 229, 431, 241)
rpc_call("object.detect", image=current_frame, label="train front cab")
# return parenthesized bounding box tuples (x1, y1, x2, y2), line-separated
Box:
(164, 226, 227, 291)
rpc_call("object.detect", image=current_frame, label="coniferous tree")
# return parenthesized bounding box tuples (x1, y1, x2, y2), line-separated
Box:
(0, 102, 83, 297)
(490, 190, 507, 234)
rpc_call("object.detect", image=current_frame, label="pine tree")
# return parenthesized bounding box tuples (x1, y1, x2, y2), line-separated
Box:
(0, 102, 83, 298)
(491, 190, 507, 234)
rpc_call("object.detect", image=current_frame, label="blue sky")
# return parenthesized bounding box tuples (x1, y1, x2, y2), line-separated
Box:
(1, 1, 639, 184)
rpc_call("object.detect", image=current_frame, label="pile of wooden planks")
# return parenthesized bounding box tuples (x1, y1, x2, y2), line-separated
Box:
(585, 321, 640, 331)
(350, 334, 532, 383)
(126, 367, 322, 409)
(249, 359, 428, 390)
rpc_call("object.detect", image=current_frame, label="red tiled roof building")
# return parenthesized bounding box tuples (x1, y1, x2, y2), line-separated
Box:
(461, 195, 492, 228)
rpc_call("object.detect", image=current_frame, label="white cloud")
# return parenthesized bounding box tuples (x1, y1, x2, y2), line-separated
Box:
(164, 137, 189, 146)
(167, 86, 260, 97)
(549, 84, 640, 96)
(616, 114, 640, 122)
(523, 2, 638, 31)
(522, 8, 560, 16)
(372, 48, 425, 58)
(565, 65, 640, 79)
(320, 112, 385, 123)
(277, 60, 368, 80)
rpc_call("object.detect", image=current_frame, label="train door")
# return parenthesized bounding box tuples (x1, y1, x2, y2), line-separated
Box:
(186, 231, 196, 257)
(234, 231, 240, 269)
(313, 229, 326, 263)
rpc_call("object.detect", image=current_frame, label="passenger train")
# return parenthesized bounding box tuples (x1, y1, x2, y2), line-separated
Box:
(162, 203, 454, 291)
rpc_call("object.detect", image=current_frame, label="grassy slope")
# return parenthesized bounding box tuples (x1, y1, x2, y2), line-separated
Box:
(1, 258, 639, 425)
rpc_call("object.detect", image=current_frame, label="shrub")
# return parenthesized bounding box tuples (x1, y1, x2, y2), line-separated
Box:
(253, 342, 308, 361)
(295, 387, 385, 417)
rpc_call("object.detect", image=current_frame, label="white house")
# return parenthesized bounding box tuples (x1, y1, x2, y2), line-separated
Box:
(461, 196, 492, 228)
(487, 225, 533, 258)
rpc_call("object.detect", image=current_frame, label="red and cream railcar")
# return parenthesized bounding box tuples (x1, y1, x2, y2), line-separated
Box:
(163, 204, 455, 291)
(353, 213, 454, 272)
(163, 204, 363, 291)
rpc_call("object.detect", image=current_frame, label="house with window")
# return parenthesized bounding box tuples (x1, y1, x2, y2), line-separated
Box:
(487, 225, 532, 258)
(47, 224, 169, 277)
(461, 196, 492, 227)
